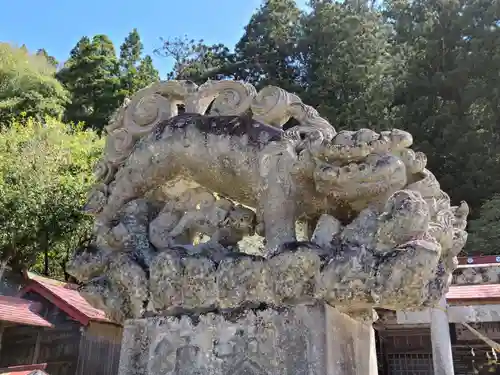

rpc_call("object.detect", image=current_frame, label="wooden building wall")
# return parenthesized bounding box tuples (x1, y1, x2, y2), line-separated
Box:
(76, 321, 123, 375)
(376, 322, 500, 375)
(0, 291, 81, 375)
(377, 326, 435, 375)
(0, 291, 123, 375)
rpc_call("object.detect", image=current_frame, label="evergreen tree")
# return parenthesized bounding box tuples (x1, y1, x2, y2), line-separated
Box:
(466, 195, 500, 255)
(158, 36, 235, 83)
(119, 29, 159, 97)
(36, 48, 58, 68)
(234, 0, 302, 92)
(57, 35, 122, 131)
(385, 0, 500, 216)
(137, 55, 159, 85)
(119, 28, 142, 71)
(299, 0, 395, 129)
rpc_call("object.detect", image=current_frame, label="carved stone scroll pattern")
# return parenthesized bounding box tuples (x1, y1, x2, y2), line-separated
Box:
(88, 80, 337, 199)
(68, 79, 469, 324)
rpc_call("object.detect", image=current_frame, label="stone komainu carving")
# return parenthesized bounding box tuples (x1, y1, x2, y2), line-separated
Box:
(67, 79, 469, 323)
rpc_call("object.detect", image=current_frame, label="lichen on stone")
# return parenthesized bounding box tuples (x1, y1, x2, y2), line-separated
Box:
(67, 79, 469, 324)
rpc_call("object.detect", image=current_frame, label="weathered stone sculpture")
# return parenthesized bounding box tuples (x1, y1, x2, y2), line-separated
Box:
(67, 79, 469, 375)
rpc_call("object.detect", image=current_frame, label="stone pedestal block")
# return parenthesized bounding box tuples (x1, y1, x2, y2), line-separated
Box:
(117, 303, 378, 375)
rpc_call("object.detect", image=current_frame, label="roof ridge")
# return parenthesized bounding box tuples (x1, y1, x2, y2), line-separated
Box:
(22, 273, 112, 324)
(27, 272, 79, 289)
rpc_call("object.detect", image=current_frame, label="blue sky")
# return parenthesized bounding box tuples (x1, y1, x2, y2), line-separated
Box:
(1, 0, 306, 78)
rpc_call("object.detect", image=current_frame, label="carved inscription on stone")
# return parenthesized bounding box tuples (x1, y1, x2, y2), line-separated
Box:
(118, 306, 326, 375)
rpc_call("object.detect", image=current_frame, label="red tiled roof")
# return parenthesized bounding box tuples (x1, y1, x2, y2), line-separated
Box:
(447, 284, 500, 301)
(0, 296, 52, 328)
(0, 363, 47, 374)
(21, 273, 111, 325)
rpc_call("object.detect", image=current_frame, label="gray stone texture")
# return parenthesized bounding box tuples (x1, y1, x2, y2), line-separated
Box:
(67, 79, 470, 322)
(65, 79, 471, 375)
(118, 304, 377, 375)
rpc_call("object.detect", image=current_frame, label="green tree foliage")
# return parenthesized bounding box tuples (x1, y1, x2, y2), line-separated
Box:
(58, 30, 160, 131)
(385, 0, 500, 219)
(35, 48, 58, 68)
(0, 117, 103, 279)
(137, 55, 160, 86)
(157, 36, 235, 83)
(57, 35, 122, 132)
(119, 29, 142, 71)
(119, 29, 159, 97)
(465, 195, 500, 255)
(299, 0, 395, 129)
(4, 0, 500, 255)
(0, 43, 69, 125)
(233, 0, 301, 91)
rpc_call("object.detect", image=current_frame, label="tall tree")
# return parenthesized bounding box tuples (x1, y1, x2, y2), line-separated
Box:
(234, 0, 302, 91)
(57, 35, 122, 131)
(36, 48, 58, 69)
(0, 43, 69, 125)
(157, 36, 235, 83)
(299, 0, 395, 129)
(466, 195, 500, 255)
(137, 55, 159, 86)
(385, 0, 500, 216)
(119, 28, 142, 71)
(119, 29, 159, 96)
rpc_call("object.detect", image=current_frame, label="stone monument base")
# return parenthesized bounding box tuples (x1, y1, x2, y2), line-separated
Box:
(117, 303, 378, 375)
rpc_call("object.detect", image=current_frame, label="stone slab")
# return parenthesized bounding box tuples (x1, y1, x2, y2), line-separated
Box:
(117, 303, 378, 375)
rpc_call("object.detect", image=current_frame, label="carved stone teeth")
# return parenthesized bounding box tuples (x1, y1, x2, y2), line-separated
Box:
(332, 130, 357, 146)
(319, 129, 411, 162)
(406, 169, 441, 198)
(400, 149, 426, 174)
(334, 157, 390, 184)
(353, 128, 379, 143)
(320, 143, 372, 162)
(380, 129, 413, 150)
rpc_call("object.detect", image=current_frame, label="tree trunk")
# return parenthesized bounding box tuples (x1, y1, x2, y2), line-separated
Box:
(42, 232, 49, 276)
